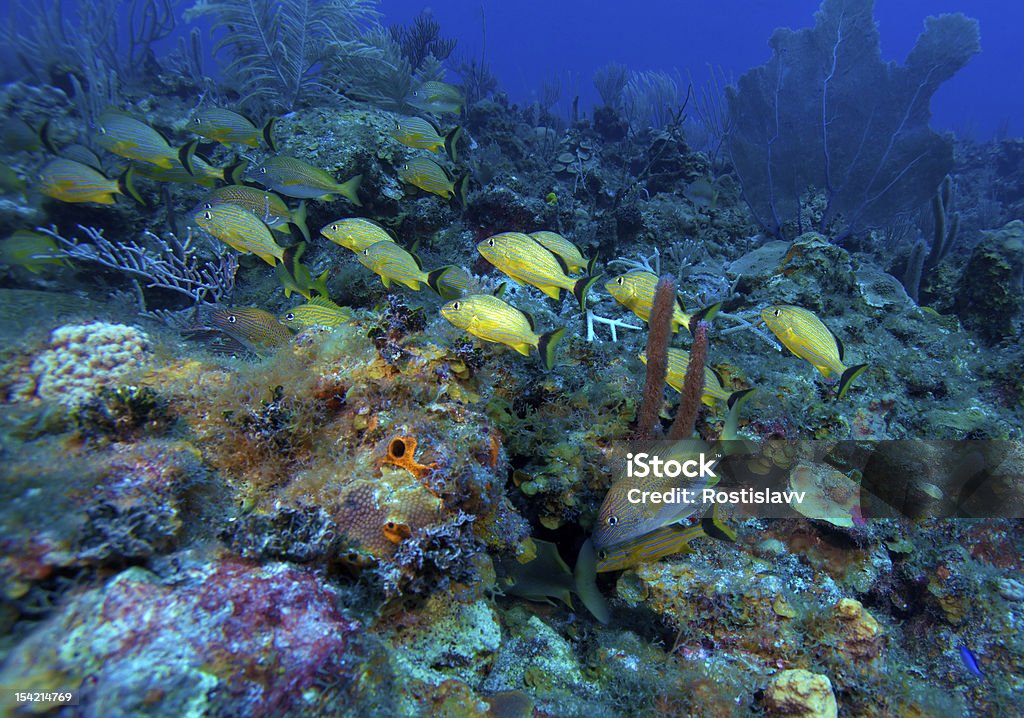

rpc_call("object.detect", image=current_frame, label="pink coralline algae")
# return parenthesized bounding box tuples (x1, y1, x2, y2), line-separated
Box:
(0, 557, 362, 717)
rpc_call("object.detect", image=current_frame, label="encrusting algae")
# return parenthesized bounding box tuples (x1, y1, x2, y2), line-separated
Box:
(0, 1, 1021, 716)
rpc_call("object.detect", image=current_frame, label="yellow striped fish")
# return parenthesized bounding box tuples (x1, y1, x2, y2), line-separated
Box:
(595, 509, 736, 573)
(279, 296, 352, 330)
(38, 158, 143, 205)
(357, 240, 455, 294)
(194, 204, 285, 266)
(434, 265, 472, 298)
(440, 293, 566, 370)
(592, 438, 719, 550)
(255, 156, 362, 204)
(529, 231, 596, 274)
(398, 156, 467, 203)
(761, 305, 868, 400)
(0, 230, 69, 273)
(477, 232, 602, 312)
(209, 307, 293, 351)
(191, 108, 276, 150)
(95, 111, 179, 169)
(275, 241, 328, 299)
(391, 117, 462, 161)
(640, 348, 732, 406)
(200, 185, 308, 241)
(406, 81, 464, 115)
(320, 218, 395, 253)
(605, 271, 719, 333)
(134, 155, 246, 187)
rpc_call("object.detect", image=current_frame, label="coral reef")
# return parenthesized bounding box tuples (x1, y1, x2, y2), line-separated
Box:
(17, 322, 150, 407)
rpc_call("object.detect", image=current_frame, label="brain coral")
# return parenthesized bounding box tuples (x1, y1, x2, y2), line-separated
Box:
(27, 321, 150, 406)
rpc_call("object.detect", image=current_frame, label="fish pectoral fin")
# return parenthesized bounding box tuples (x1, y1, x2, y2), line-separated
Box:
(511, 342, 532, 356)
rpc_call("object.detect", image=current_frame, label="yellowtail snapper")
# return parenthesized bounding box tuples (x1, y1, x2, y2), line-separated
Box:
(95, 111, 182, 169)
(357, 240, 458, 296)
(391, 116, 463, 161)
(605, 270, 720, 333)
(640, 348, 751, 406)
(477, 232, 602, 312)
(279, 296, 352, 330)
(406, 81, 465, 115)
(595, 506, 736, 573)
(194, 203, 285, 266)
(529, 231, 597, 274)
(440, 293, 566, 370)
(320, 217, 395, 253)
(199, 185, 309, 241)
(255, 156, 362, 204)
(0, 230, 69, 273)
(761, 304, 868, 400)
(190, 108, 277, 151)
(398, 156, 468, 203)
(38, 158, 144, 205)
(592, 438, 720, 550)
(209, 307, 293, 354)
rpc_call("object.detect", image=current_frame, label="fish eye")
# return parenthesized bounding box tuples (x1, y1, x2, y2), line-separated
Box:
(362, 249, 370, 255)
(607, 515, 618, 526)
(487, 239, 495, 247)
(203, 202, 213, 209)
(203, 211, 212, 219)
(616, 277, 624, 285)
(193, 117, 201, 124)
(330, 224, 338, 231)
(284, 313, 295, 321)
(598, 550, 608, 560)
(227, 314, 237, 323)
(771, 308, 782, 317)
(259, 167, 267, 174)
(452, 301, 461, 310)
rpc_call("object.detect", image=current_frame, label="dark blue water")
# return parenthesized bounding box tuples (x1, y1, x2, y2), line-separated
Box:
(381, 0, 1023, 138)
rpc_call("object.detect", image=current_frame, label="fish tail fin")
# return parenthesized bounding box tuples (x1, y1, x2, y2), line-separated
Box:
(722, 388, 756, 441)
(38, 118, 58, 154)
(586, 253, 600, 275)
(443, 126, 463, 162)
(291, 200, 310, 242)
(223, 158, 249, 185)
(452, 174, 470, 208)
(312, 268, 330, 298)
(537, 327, 566, 371)
(426, 265, 458, 297)
(338, 174, 363, 206)
(262, 117, 278, 152)
(572, 273, 604, 313)
(178, 139, 199, 176)
(701, 504, 737, 543)
(117, 165, 146, 207)
(837, 363, 868, 400)
(687, 301, 722, 333)
(573, 539, 610, 624)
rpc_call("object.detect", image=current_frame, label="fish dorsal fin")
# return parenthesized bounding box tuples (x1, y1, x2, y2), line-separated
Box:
(307, 295, 343, 311)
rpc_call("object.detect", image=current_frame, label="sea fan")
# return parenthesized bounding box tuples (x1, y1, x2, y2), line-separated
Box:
(199, 0, 381, 112)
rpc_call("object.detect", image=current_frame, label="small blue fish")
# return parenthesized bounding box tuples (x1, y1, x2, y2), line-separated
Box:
(958, 645, 983, 678)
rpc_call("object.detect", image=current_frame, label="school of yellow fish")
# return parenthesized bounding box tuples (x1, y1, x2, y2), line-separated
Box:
(0, 81, 872, 601)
